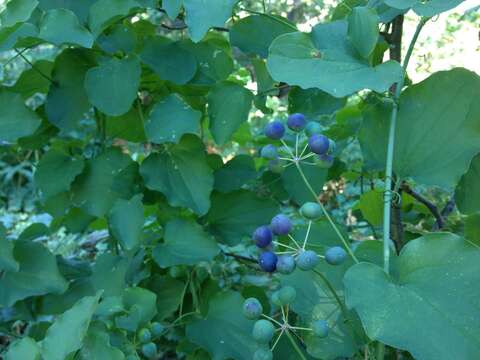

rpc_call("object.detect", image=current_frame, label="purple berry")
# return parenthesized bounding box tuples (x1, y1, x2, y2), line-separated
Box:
(270, 214, 292, 235)
(260, 144, 278, 159)
(259, 251, 278, 272)
(308, 134, 330, 155)
(325, 246, 347, 265)
(317, 154, 334, 168)
(264, 121, 285, 140)
(253, 226, 273, 248)
(287, 113, 306, 131)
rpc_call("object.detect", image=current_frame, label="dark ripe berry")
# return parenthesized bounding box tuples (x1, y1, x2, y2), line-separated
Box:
(317, 153, 334, 168)
(243, 297, 263, 320)
(150, 322, 164, 337)
(138, 328, 151, 343)
(278, 286, 296, 305)
(253, 348, 273, 360)
(270, 214, 292, 235)
(268, 159, 284, 174)
(141, 342, 157, 359)
(308, 134, 330, 155)
(287, 113, 306, 131)
(305, 121, 322, 136)
(252, 319, 275, 343)
(264, 121, 285, 139)
(260, 144, 278, 159)
(325, 246, 347, 265)
(253, 226, 273, 248)
(296, 250, 319, 270)
(259, 251, 278, 272)
(300, 202, 322, 219)
(312, 319, 329, 338)
(276, 254, 296, 274)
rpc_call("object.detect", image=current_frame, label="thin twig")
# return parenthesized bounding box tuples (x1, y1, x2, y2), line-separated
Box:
(401, 183, 444, 229)
(15, 49, 56, 84)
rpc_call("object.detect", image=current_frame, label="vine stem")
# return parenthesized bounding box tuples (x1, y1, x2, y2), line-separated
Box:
(294, 162, 359, 263)
(382, 17, 428, 274)
(285, 330, 307, 360)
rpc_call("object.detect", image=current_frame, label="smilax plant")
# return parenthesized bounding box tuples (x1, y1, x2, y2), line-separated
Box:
(0, 0, 479, 359)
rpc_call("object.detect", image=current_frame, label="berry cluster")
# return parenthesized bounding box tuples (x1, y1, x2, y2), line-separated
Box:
(253, 207, 347, 274)
(242, 286, 331, 359)
(135, 322, 164, 359)
(261, 113, 336, 173)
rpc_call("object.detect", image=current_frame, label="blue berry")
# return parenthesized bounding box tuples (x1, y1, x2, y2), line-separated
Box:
(312, 319, 329, 338)
(325, 246, 347, 265)
(243, 298, 263, 320)
(264, 121, 285, 139)
(270, 214, 292, 235)
(138, 328, 151, 343)
(253, 348, 273, 360)
(259, 251, 278, 272)
(287, 113, 306, 131)
(260, 144, 278, 159)
(308, 134, 330, 155)
(276, 254, 296, 274)
(268, 159, 283, 174)
(141, 342, 157, 359)
(300, 202, 322, 219)
(150, 322, 164, 337)
(305, 121, 322, 136)
(253, 226, 273, 248)
(278, 286, 296, 305)
(252, 320, 275, 343)
(317, 153, 334, 168)
(296, 250, 319, 270)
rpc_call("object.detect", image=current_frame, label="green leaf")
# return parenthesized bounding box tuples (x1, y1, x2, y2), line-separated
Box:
(38, 0, 97, 24)
(207, 81, 253, 145)
(347, 6, 379, 59)
(0, 0, 38, 27)
(0, 89, 41, 143)
(186, 291, 256, 360)
(344, 233, 480, 360)
(35, 149, 84, 199)
(455, 154, 480, 215)
(385, 0, 464, 16)
(252, 58, 274, 113)
(97, 24, 136, 54)
(153, 218, 219, 267)
(141, 37, 197, 84)
(88, 0, 140, 36)
(80, 327, 125, 360)
(357, 190, 383, 226)
(45, 48, 95, 131)
(144, 94, 201, 144)
(206, 190, 278, 246)
(281, 161, 328, 205)
(91, 253, 129, 297)
(72, 147, 138, 217)
(41, 293, 101, 360)
(230, 14, 296, 58)
(288, 87, 346, 119)
(115, 287, 157, 331)
(214, 155, 256, 193)
(5, 337, 41, 360)
(183, 0, 236, 42)
(148, 275, 185, 320)
(465, 213, 480, 246)
(0, 22, 38, 52)
(163, 0, 182, 19)
(108, 194, 144, 250)
(84, 55, 140, 116)
(0, 224, 18, 272)
(267, 21, 403, 97)
(39, 9, 93, 47)
(106, 107, 146, 142)
(359, 68, 480, 188)
(0, 241, 68, 306)
(140, 135, 213, 215)
(11, 60, 53, 98)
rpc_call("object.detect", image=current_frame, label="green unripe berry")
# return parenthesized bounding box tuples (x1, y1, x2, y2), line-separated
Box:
(150, 322, 164, 337)
(300, 202, 322, 219)
(296, 250, 319, 271)
(141, 342, 157, 359)
(252, 320, 275, 344)
(271, 291, 282, 306)
(253, 347, 273, 360)
(305, 121, 322, 136)
(138, 328, 151, 344)
(312, 319, 329, 338)
(243, 298, 263, 320)
(278, 286, 296, 305)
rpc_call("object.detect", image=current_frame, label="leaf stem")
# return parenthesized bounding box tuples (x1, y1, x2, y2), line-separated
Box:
(382, 17, 428, 274)
(294, 162, 358, 263)
(285, 330, 307, 360)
